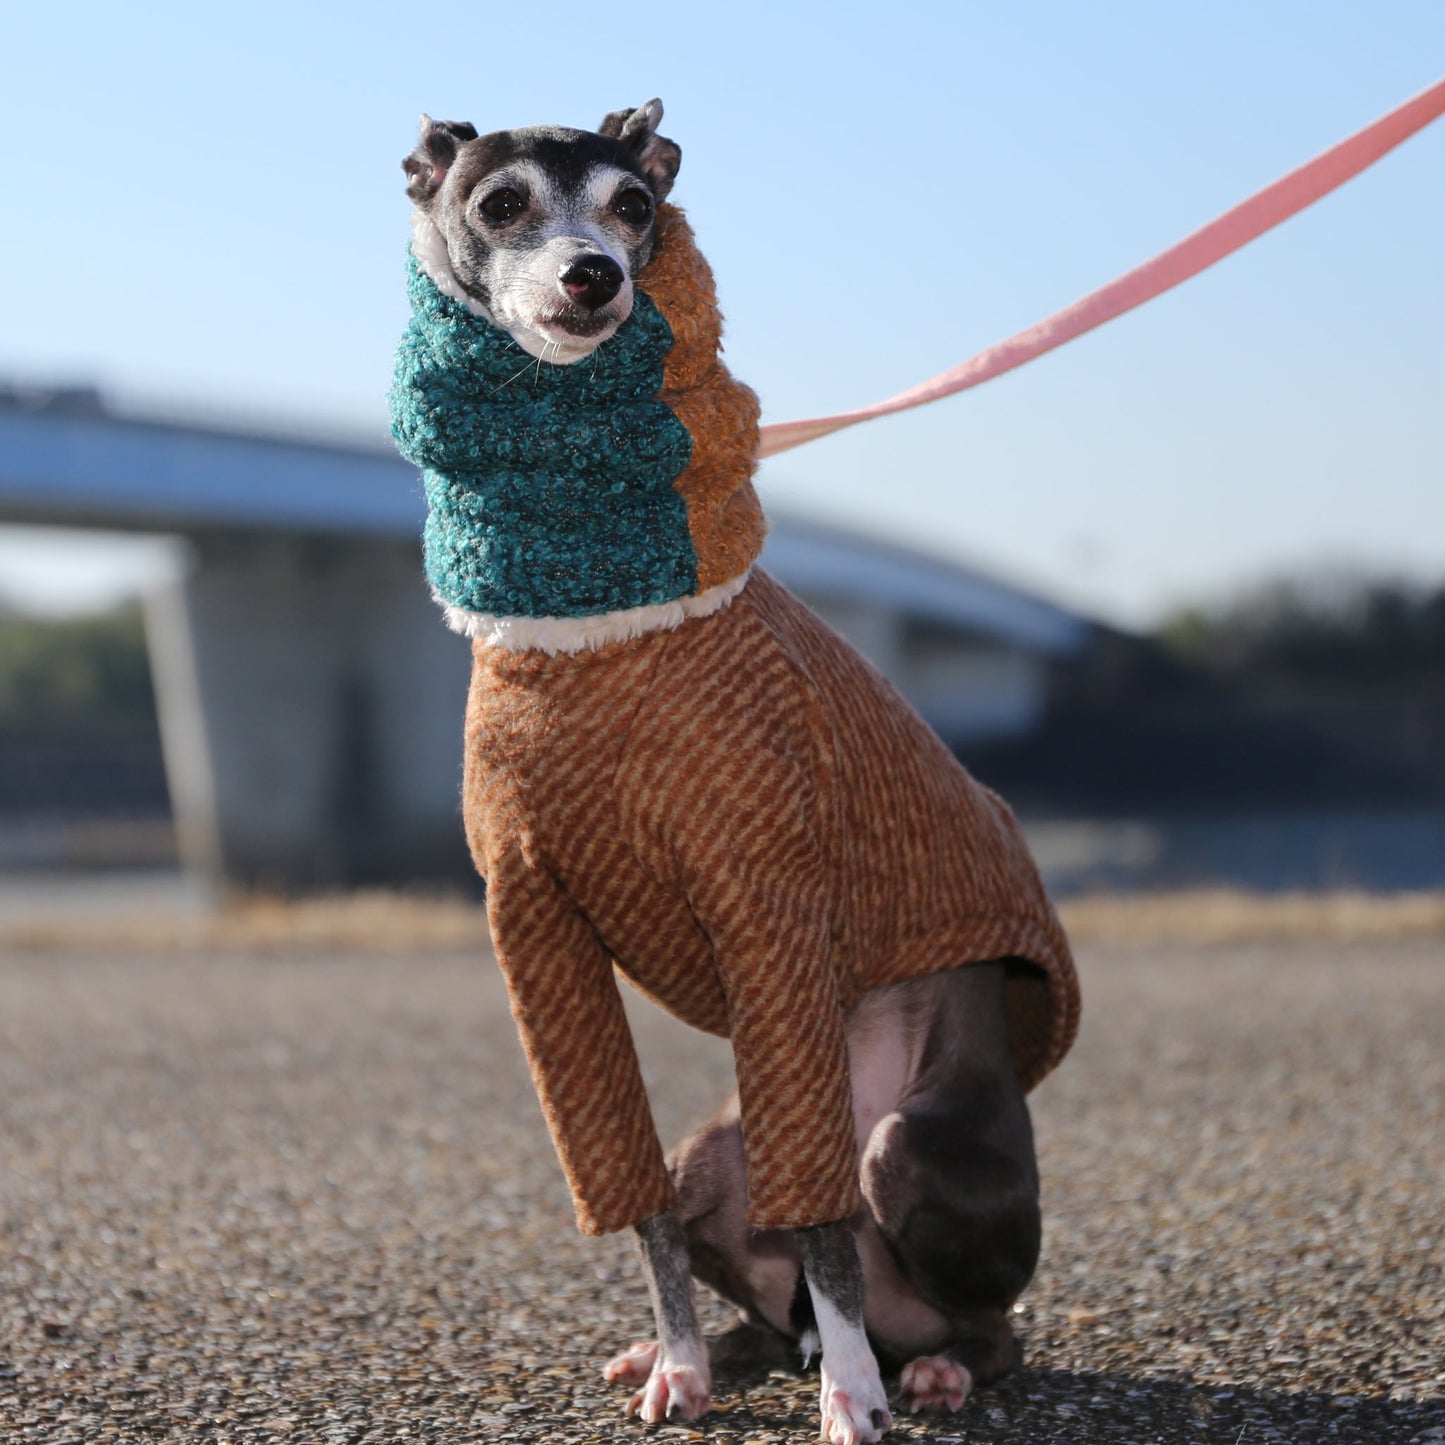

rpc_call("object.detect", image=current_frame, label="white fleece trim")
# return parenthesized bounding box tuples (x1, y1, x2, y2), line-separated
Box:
(410, 211, 494, 321)
(437, 569, 753, 654)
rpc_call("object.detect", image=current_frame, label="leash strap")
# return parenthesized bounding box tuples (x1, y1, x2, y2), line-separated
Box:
(758, 76, 1445, 459)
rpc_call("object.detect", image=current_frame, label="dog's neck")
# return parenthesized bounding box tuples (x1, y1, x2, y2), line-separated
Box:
(392, 204, 766, 656)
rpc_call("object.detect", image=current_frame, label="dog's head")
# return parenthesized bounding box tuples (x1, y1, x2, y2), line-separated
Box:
(403, 99, 681, 365)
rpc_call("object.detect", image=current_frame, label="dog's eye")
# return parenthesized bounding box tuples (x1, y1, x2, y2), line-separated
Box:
(479, 188, 526, 222)
(612, 189, 653, 226)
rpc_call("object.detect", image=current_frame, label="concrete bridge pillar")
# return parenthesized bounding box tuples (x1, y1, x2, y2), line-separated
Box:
(145, 534, 474, 889)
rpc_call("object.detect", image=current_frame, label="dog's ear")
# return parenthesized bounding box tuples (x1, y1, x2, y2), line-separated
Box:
(403, 115, 479, 205)
(597, 98, 681, 201)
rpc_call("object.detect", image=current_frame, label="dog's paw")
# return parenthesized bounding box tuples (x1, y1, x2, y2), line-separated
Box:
(623, 1339, 711, 1423)
(820, 1364, 893, 1444)
(898, 1355, 972, 1414)
(602, 1339, 658, 1386)
(626, 1355, 711, 1423)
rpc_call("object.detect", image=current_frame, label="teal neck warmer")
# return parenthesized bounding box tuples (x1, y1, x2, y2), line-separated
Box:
(390, 254, 700, 620)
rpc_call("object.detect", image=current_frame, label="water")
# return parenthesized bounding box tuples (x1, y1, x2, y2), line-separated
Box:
(1027, 809, 1445, 896)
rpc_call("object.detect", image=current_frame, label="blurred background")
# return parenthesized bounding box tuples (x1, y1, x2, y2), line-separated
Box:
(2, 1, 1443, 908)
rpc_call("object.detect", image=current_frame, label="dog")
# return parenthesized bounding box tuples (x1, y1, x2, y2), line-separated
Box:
(398, 100, 1078, 1445)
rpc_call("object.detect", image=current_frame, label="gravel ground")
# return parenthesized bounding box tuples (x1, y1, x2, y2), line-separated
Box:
(0, 936, 1441, 1444)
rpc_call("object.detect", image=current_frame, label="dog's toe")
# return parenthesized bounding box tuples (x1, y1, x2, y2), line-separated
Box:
(602, 1339, 658, 1385)
(820, 1358, 893, 1444)
(898, 1354, 972, 1414)
(626, 1360, 710, 1422)
(820, 1385, 893, 1444)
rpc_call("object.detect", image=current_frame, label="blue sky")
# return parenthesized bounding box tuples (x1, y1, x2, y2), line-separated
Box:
(2, 1, 1442, 625)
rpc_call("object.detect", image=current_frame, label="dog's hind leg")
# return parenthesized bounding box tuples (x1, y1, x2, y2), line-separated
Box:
(669, 1095, 806, 1340)
(860, 960, 1041, 1409)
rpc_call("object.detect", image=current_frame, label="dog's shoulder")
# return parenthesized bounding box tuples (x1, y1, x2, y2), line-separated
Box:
(617, 573, 845, 805)
(644, 571, 834, 714)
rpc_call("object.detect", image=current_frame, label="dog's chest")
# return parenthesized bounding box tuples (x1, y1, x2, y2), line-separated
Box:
(461, 626, 735, 1035)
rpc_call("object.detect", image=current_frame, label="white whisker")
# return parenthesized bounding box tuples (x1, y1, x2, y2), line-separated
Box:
(491, 357, 540, 393)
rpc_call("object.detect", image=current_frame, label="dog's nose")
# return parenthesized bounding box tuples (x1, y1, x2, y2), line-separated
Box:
(559, 255, 624, 309)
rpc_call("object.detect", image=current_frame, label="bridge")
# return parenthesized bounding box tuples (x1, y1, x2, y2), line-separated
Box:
(1, 385, 1092, 887)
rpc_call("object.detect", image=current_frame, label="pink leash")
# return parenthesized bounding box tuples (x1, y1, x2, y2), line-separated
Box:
(758, 76, 1445, 459)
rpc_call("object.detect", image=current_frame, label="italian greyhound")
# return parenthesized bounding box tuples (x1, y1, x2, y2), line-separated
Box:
(402, 100, 1046, 1444)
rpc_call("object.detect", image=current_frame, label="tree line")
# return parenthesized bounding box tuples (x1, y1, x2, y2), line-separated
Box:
(0, 604, 156, 726)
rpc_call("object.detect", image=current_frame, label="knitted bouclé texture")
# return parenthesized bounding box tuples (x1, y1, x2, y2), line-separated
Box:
(645, 206, 768, 591)
(390, 204, 765, 620)
(463, 572, 1080, 1237)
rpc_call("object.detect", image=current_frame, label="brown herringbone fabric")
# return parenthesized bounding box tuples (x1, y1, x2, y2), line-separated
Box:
(462, 571, 1080, 1236)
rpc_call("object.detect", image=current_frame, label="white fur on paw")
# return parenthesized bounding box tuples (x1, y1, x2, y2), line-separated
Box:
(626, 1359, 711, 1423)
(602, 1339, 658, 1385)
(820, 1364, 893, 1444)
(899, 1354, 973, 1414)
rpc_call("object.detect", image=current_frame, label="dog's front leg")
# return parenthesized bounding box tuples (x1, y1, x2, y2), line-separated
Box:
(619, 1209, 710, 1422)
(799, 1221, 893, 1445)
